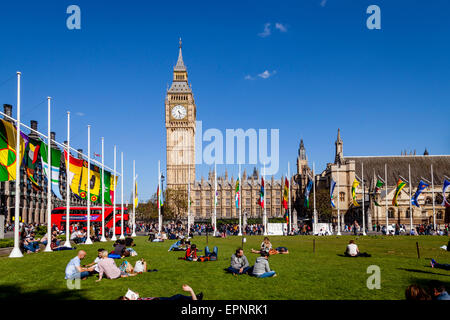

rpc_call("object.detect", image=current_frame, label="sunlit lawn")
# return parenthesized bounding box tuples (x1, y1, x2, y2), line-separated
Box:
(0, 235, 449, 300)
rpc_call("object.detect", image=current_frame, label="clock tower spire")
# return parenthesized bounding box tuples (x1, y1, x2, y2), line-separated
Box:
(165, 39, 196, 190)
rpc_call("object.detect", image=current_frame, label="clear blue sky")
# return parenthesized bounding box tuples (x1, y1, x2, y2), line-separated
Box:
(0, 0, 449, 201)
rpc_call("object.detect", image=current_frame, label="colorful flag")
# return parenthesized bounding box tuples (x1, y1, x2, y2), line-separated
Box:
(372, 179, 384, 206)
(64, 150, 83, 197)
(0, 119, 25, 181)
(411, 180, 429, 207)
(235, 178, 240, 208)
(98, 170, 112, 205)
(110, 174, 118, 203)
(89, 165, 101, 202)
(283, 177, 289, 210)
(304, 179, 313, 208)
(134, 178, 138, 208)
(40, 141, 62, 199)
(157, 185, 163, 208)
(351, 179, 360, 207)
(392, 179, 406, 206)
(442, 179, 450, 208)
(24, 136, 42, 191)
(257, 177, 265, 208)
(284, 209, 289, 224)
(330, 179, 336, 208)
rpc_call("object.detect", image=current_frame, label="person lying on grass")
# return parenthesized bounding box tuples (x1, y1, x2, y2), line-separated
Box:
(168, 238, 186, 252)
(118, 284, 203, 301)
(65, 250, 94, 280)
(344, 240, 371, 257)
(430, 259, 450, 271)
(227, 248, 252, 275)
(197, 246, 218, 262)
(96, 250, 137, 282)
(252, 251, 277, 278)
(251, 237, 272, 254)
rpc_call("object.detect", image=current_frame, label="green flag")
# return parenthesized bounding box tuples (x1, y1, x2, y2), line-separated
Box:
(99, 170, 112, 205)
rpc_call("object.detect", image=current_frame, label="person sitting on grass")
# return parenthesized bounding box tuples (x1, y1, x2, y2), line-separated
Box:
(429, 280, 450, 300)
(168, 238, 186, 252)
(118, 284, 203, 301)
(23, 232, 40, 253)
(65, 250, 93, 280)
(51, 238, 76, 251)
(252, 251, 276, 278)
(125, 236, 135, 247)
(227, 248, 251, 275)
(83, 248, 105, 275)
(251, 237, 272, 254)
(178, 244, 198, 261)
(430, 259, 450, 270)
(344, 240, 371, 257)
(96, 250, 136, 282)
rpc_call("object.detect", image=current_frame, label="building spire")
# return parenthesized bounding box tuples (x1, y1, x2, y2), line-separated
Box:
(174, 37, 186, 71)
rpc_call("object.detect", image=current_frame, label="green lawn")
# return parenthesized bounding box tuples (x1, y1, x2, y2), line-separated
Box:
(0, 235, 449, 300)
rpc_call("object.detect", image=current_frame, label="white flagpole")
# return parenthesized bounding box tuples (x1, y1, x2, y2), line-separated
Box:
(431, 164, 436, 230)
(10, 72, 23, 258)
(337, 164, 341, 235)
(63, 112, 72, 247)
(238, 163, 242, 236)
(85, 126, 93, 244)
(132, 160, 136, 237)
(100, 137, 106, 242)
(409, 164, 413, 234)
(44, 97, 53, 252)
(187, 165, 191, 235)
(288, 162, 292, 234)
(263, 163, 267, 236)
(385, 163, 388, 234)
(158, 160, 162, 233)
(362, 162, 366, 235)
(120, 152, 125, 239)
(111, 145, 117, 241)
(214, 162, 217, 236)
(312, 162, 316, 235)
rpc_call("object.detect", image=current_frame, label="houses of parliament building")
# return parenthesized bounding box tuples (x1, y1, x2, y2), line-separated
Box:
(164, 40, 450, 227)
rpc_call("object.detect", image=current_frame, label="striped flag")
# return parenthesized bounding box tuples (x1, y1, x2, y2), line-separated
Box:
(392, 179, 406, 206)
(40, 141, 63, 199)
(351, 179, 360, 207)
(330, 179, 336, 208)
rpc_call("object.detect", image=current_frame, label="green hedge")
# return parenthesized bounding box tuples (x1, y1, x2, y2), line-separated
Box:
(0, 239, 14, 248)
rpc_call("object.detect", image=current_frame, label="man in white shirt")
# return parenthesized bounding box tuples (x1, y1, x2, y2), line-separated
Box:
(344, 240, 371, 257)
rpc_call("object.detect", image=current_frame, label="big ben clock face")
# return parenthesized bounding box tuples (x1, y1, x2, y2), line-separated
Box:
(171, 105, 187, 120)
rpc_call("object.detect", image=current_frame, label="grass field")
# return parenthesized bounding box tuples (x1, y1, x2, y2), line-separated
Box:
(0, 235, 449, 300)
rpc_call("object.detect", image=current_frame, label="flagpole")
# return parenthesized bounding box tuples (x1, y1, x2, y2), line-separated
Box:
(214, 162, 217, 236)
(120, 152, 125, 239)
(10, 72, 23, 258)
(385, 163, 388, 234)
(85, 126, 93, 244)
(263, 163, 267, 236)
(237, 163, 241, 236)
(362, 162, 366, 236)
(158, 160, 162, 233)
(63, 112, 72, 247)
(288, 162, 292, 234)
(100, 137, 106, 242)
(312, 162, 316, 235)
(44, 97, 53, 252)
(431, 164, 435, 230)
(131, 160, 136, 237)
(409, 164, 413, 234)
(111, 145, 117, 241)
(337, 163, 341, 236)
(187, 164, 190, 235)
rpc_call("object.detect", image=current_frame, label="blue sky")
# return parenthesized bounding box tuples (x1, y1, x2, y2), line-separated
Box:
(0, 0, 449, 201)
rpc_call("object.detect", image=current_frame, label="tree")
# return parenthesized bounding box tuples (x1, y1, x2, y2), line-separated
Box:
(164, 187, 188, 221)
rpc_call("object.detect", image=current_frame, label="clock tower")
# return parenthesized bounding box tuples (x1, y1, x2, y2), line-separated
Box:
(165, 39, 196, 189)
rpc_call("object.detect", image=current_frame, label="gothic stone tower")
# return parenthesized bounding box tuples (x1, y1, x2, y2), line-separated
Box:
(165, 39, 196, 189)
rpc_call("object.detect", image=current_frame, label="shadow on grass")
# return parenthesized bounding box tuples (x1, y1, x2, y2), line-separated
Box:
(0, 284, 89, 300)
(397, 268, 450, 277)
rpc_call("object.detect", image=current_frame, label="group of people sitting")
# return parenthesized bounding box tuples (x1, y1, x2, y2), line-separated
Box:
(227, 248, 277, 278)
(250, 237, 289, 255)
(65, 249, 149, 282)
(108, 238, 137, 259)
(177, 243, 218, 262)
(406, 281, 449, 300)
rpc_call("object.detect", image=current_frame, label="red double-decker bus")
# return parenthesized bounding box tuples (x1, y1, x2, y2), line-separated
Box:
(51, 206, 130, 235)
